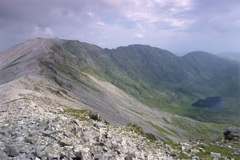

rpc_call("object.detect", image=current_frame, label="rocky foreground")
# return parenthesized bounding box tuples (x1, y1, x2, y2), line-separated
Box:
(0, 96, 240, 160)
(0, 97, 173, 160)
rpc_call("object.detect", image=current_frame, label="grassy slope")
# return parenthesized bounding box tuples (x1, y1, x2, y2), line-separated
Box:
(34, 41, 237, 141)
(61, 41, 240, 126)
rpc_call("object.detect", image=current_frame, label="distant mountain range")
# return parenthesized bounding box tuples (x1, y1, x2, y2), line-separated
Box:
(0, 38, 239, 141)
(217, 52, 240, 61)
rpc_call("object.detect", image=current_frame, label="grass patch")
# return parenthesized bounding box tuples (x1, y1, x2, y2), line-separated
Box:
(53, 60, 102, 93)
(162, 117, 170, 124)
(129, 108, 146, 117)
(145, 133, 157, 142)
(47, 88, 62, 97)
(64, 108, 93, 121)
(196, 144, 239, 159)
(1, 62, 19, 70)
(127, 123, 145, 136)
(34, 86, 41, 92)
(165, 139, 240, 159)
(2, 98, 28, 105)
(165, 127, 180, 138)
(170, 117, 229, 140)
(147, 121, 176, 137)
(127, 123, 158, 142)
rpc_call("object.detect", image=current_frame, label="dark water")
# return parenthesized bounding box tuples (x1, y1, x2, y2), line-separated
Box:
(209, 100, 227, 111)
(192, 97, 228, 111)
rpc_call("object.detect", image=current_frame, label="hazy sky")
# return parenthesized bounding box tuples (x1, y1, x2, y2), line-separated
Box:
(0, 0, 240, 54)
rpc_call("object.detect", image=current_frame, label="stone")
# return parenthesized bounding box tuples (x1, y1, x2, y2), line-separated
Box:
(222, 156, 228, 160)
(108, 156, 116, 160)
(233, 142, 240, 145)
(124, 153, 135, 160)
(59, 139, 73, 147)
(0, 131, 6, 136)
(211, 152, 221, 158)
(24, 137, 35, 144)
(35, 146, 48, 158)
(125, 155, 133, 160)
(192, 156, 199, 160)
(64, 130, 74, 137)
(73, 146, 83, 159)
(16, 154, 29, 160)
(48, 152, 59, 159)
(191, 149, 200, 154)
(181, 146, 185, 152)
(4, 145, 19, 157)
(60, 150, 68, 159)
(42, 130, 55, 137)
(224, 128, 240, 140)
(58, 108, 64, 113)
(0, 98, 173, 160)
(199, 147, 206, 152)
(90, 113, 105, 122)
(232, 150, 240, 155)
(94, 154, 105, 160)
(0, 152, 8, 160)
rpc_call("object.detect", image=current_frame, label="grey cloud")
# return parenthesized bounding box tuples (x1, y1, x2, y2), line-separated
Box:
(0, 0, 240, 54)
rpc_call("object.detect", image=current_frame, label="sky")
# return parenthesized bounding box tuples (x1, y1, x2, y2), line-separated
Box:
(0, 0, 240, 55)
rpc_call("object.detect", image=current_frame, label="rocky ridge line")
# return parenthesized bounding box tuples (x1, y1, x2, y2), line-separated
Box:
(0, 98, 173, 160)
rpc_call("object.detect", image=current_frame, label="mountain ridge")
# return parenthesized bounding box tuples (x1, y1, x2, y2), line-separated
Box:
(0, 38, 239, 142)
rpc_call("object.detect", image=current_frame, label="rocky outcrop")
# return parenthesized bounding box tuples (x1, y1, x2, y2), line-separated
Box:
(0, 98, 172, 160)
(224, 128, 240, 140)
(0, 87, 239, 160)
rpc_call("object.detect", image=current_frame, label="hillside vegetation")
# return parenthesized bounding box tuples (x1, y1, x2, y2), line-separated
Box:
(0, 38, 239, 142)
(61, 41, 240, 126)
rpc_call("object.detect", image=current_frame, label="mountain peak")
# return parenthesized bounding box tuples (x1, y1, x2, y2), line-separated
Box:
(183, 51, 216, 57)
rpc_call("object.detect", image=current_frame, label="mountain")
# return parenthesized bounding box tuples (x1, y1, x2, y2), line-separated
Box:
(217, 52, 240, 61)
(62, 41, 239, 125)
(0, 38, 239, 142)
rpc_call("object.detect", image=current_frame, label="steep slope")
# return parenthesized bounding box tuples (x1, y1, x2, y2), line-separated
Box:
(62, 41, 240, 126)
(1, 79, 239, 160)
(0, 38, 237, 142)
(182, 51, 239, 98)
(0, 86, 173, 159)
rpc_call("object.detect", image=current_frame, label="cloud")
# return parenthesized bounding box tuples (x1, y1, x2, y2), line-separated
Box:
(164, 18, 195, 28)
(134, 34, 144, 38)
(33, 26, 54, 37)
(97, 21, 106, 26)
(87, 12, 95, 17)
(119, 0, 195, 23)
(0, 0, 240, 54)
(44, 27, 54, 36)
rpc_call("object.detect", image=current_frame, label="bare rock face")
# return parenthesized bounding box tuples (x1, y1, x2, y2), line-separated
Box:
(0, 98, 173, 160)
(224, 128, 240, 140)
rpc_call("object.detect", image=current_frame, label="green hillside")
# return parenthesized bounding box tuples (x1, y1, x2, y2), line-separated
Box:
(56, 41, 240, 126)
